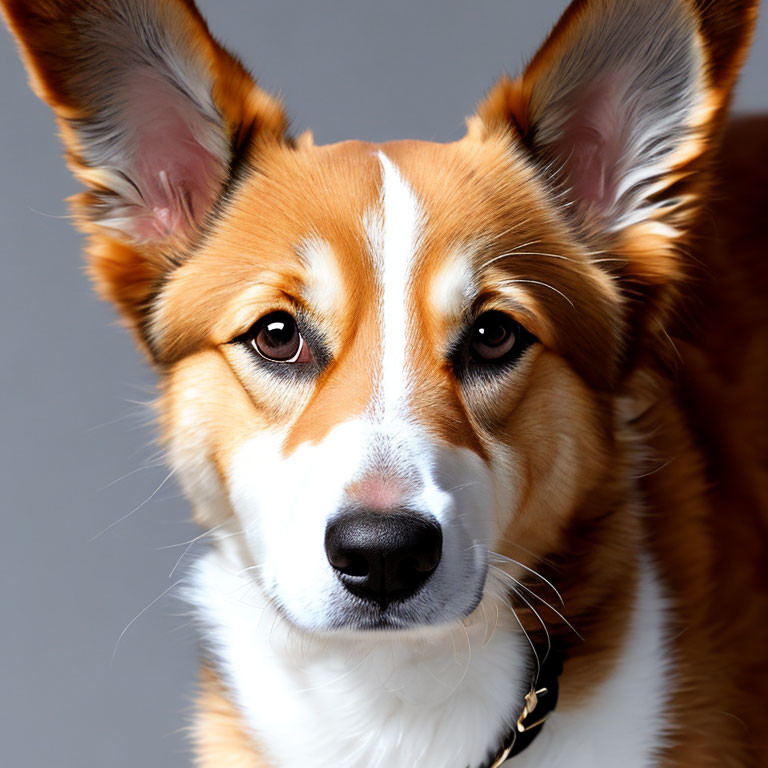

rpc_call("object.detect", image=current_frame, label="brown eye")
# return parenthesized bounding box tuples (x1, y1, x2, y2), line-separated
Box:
(469, 311, 522, 362)
(250, 311, 310, 363)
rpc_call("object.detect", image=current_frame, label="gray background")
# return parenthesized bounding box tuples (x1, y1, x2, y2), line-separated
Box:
(1, 1, 765, 765)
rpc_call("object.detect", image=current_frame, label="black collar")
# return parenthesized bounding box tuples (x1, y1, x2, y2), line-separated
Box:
(478, 645, 564, 767)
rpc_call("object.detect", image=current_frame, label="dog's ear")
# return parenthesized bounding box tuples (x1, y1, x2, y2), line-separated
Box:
(475, 0, 759, 285)
(1, 0, 288, 352)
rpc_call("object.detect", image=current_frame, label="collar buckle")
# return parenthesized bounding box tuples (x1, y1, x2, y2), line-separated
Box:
(487, 685, 553, 768)
(516, 686, 551, 733)
(482, 642, 564, 768)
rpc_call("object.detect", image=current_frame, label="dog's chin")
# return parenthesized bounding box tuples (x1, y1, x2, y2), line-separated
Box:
(271, 577, 488, 638)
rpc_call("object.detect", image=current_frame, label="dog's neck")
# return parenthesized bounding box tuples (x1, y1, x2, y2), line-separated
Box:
(190, 535, 672, 768)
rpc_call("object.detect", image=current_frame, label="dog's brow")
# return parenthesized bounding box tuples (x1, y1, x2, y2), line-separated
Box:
(428, 248, 476, 325)
(296, 237, 343, 319)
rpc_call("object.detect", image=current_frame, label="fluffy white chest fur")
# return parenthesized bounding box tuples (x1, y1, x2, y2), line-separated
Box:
(191, 541, 671, 768)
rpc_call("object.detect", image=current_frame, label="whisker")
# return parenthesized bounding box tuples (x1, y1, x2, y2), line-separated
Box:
(481, 250, 574, 271)
(590, 257, 627, 265)
(661, 327, 684, 365)
(112, 579, 184, 663)
(502, 588, 541, 682)
(120, 397, 155, 408)
(29, 207, 77, 220)
(99, 461, 165, 491)
(493, 565, 582, 640)
(159, 524, 247, 551)
(480, 238, 542, 261)
(237, 563, 265, 577)
(483, 597, 502, 649)
(490, 538, 560, 569)
(488, 550, 564, 606)
(87, 411, 151, 432)
(478, 597, 492, 647)
(631, 458, 675, 480)
(485, 220, 532, 243)
(443, 620, 475, 700)
(444, 480, 481, 494)
(90, 469, 175, 541)
(509, 584, 551, 678)
(498, 278, 576, 308)
(168, 524, 224, 579)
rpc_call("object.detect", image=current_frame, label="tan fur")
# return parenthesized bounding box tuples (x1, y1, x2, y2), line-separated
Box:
(192, 668, 269, 768)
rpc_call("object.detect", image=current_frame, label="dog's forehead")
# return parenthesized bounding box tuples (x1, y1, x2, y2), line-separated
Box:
(151, 137, 540, 353)
(151, 134, 620, 386)
(225, 135, 540, 278)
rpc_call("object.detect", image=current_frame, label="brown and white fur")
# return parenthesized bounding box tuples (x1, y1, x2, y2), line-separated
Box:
(3, 0, 767, 766)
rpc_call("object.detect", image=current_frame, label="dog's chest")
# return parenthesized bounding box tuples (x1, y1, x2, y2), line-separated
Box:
(191, 549, 670, 768)
(509, 561, 671, 767)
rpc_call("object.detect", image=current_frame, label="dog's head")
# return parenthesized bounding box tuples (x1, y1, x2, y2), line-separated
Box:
(3, 0, 757, 632)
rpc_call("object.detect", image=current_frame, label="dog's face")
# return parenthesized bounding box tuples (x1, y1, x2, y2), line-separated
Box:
(154, 138, 621, 631)
(3, 0, 746, 632)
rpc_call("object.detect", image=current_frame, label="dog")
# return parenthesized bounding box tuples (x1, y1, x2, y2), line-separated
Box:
(3, 0, 767, 765)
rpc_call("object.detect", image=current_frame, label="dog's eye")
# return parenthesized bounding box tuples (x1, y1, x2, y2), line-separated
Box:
(468, 311, 533, 365)
(247, 312, 311, 363)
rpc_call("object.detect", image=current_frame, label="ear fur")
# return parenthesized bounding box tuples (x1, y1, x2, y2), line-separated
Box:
(1, 0, 288, 351)
(476, 0, 759, 286)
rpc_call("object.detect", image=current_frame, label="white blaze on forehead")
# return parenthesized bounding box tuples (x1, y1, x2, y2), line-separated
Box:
(367, 152, 424, 416)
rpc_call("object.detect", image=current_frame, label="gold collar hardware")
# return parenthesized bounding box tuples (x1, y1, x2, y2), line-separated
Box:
(487, 742, 515, 768)
(486, 686, 553, 768)
(516, 686, 550, 733)
(481, 644, 563, 768)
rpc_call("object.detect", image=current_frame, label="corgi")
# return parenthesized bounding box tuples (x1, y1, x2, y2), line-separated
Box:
(3, 0, 767, 765)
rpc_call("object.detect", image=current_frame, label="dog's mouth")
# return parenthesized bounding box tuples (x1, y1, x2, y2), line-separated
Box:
(329, 611, 415, 632)
(326, 585, 488, 633)
(267, 556, 490, 635)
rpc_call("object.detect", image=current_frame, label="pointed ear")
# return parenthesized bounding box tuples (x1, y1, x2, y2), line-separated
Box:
(476, 0, 759, 283)
(1, 0, 288, 347)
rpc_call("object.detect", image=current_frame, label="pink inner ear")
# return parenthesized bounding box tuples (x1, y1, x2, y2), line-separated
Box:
(549, 74, 627, 217)
(122, 77, 224, 242)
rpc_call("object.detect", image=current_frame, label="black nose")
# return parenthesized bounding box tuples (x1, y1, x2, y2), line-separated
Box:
(325, 510, 442, 609)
